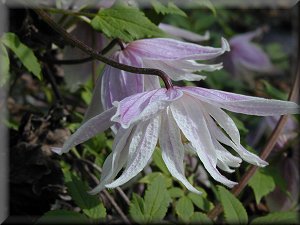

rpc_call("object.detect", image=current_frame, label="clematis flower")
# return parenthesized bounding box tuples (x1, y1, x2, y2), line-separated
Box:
(85, 38, 228, 120)
(222, 28, 274, 79)
(52, 86, 299, 194)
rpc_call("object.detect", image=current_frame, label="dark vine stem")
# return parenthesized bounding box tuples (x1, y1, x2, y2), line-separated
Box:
(207, 65, 299, 220)
(33, 8, 173, 89)
(40, 38, 121, 65)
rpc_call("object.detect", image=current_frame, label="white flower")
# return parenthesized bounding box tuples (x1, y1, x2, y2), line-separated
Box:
(52, 86, 299, 194)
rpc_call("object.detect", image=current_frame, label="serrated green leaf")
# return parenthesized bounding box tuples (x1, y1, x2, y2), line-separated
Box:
(187, 192, 214, 212)
(218, 185, 248, 224)
(248, 169, 276, 205)
(144, 175, 171, 223)
(152, 148, 170, 175)
(190, 212, 213, 224)
(251, 211, 298, 224)
(0, 43, 10, 86)
(168, 187, 184, 198)
(65, 173, 106, 219)
(91, 6, 164, 42)
(175, 196, 194, 222)
(129, 193, 146, 223)
(36, 210, 91, 224)
(151, 0, 186, 17)
(1, 32, 42, 80)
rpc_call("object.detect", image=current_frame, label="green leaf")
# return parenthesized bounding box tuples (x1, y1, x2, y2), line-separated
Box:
(144, 175, 171, 223)
(129, 193, 146, 223)
(36, 210, 91, 224)
(248, 169, 276, 205)
(152, 148, 170, 175)
(91, 6, 164, 42)
(168, 187, 184, 198)
(1, 32, 42, 80)
(190, 212, 213, 224)
(151, 0, 187, 17)
(251, 211, 298, 224)
(65, 173, 106, 219)
(175, 196, 194, 222)
(139, 172, 172, 188)
(217, 185, 248, 224)
(0, 43, 10, 86)
(187, 192, 214, 212)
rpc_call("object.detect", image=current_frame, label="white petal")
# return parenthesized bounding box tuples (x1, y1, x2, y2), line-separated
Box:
(160, 111, 201, 194)
(182, 87, 300, 116)
(88, 127, 134, 194)
(112, 88, 183, 128)
(51, 107, 116, 155)
(105, 115, 161, 188)
(203, 102, 241, 144)
(170, 96, 237, 188)
(206, 116, 268, 167)
(143, 59, 206, 81)
(184, 140, 238, 188)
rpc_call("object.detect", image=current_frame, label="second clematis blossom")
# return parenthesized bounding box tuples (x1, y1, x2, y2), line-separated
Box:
(98, 38, 229, 111)
(52, 86, 299, 194)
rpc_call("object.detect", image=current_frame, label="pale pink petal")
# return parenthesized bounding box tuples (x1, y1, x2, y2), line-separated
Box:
(159, 23, 210, 42)
(112, 88, 183, 128)
(89, 127, 134, 194)
(170, 95, 237, 188)
(51, 107, 116, 155)
(160, 110, 201, 194)
(127, 37, 229, 60)
(182, 87, 300, 116)
(143, 59, 206, 81)
(202, 102, 241, 144)
(101, 52, 144, 110)
(105, 115, 160, 188)
(232, 42, 273, 72)
(206, 116, 268, 167)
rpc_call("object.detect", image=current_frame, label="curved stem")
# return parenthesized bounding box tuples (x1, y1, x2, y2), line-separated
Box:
(208, 66, 299, 220)
(33, 8, 173, 89)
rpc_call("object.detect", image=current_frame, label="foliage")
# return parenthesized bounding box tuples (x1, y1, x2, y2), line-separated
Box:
(1, 32, 42, 81)
(217, 185, 248, 224)
(91, 5, 165, 42)
(4, 1, 298, 225)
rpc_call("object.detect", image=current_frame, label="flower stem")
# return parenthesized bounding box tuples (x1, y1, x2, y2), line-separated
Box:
(33, 8, 174, 89)
(207, 64, 299, 221)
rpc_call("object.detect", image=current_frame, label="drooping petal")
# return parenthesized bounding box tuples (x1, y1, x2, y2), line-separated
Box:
(127, 37, 230, 60)
(182, 86, 300, 116)
(170, 95, 237, 188)
(232, 41, 273, 72)
(106, 115, 161, 188)
(202, 102, 241, 144)
(159, 110, 201, 194)
(112, 88, 183, 128)
(88, 127, 134, 194)
(206, 115, 268, 167)
(143, 59, 207, 81)
(51, 107, 116, 155)
(159, 23, 210, 42)
(101, 52, 144, 110)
